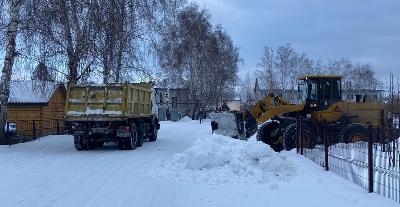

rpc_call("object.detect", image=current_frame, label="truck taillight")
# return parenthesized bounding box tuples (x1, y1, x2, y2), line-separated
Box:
(119, 126, 129, 131)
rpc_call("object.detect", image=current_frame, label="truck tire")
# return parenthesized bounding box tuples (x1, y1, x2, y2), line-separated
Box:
(148, 126, 158, 142)
(339, 123, 369, 144)
(125, 122, 138, 150)
(74, 135, 83, 151)
(118, 139, 126, 150)
(136, 134, 144, 147)
(136, 123, 144, 147)
(74, 135, 90, 151)
(282, 123, 296, 151)
(93, 141, 104, 148)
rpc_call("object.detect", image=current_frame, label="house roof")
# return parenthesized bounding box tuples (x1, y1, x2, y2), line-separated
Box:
(299, 75, 342, 80)
(8, 80, 64, 104)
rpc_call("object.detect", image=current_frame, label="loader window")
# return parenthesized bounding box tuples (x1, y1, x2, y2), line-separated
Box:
(306, 81, 318, 101)
(320, 81, 331, 100)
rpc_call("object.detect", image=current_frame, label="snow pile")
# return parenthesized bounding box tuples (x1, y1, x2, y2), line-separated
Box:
(156, 135, 296, 184)
(178, 116, 192, 122)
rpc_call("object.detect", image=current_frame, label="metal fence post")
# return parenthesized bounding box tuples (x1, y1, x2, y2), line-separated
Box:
(296, 117, 299, 154)
(56, 120, 60, 135)
(368, 125, 374, 193)
(380, 109, 386, 152)
(6, 122, 10, 144)
(392, 128, 396, 167)
(33, 120, 37, 140)
(300, 117, 303, 155)
(324, 123, 329, 171)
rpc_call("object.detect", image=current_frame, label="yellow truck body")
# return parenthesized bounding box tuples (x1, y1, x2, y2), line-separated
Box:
(65, 82, 153, 121)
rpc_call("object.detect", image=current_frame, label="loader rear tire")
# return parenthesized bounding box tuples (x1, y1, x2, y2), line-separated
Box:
(339, 123, 369, 144)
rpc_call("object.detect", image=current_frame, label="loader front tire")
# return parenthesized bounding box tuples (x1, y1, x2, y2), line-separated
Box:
(257, 121, 283, 152)
(282, 123, 296, 151)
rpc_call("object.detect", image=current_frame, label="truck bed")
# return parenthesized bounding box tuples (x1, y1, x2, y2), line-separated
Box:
(65, 83, 153, 121)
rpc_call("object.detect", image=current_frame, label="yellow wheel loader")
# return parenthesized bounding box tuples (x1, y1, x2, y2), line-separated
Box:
(211, 75, 387, 152)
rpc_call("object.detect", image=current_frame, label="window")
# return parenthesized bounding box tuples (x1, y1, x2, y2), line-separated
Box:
(172, 97, 177, 109)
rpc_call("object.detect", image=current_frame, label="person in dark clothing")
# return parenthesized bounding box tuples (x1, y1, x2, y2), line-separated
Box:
(199, 108, 204, 123)
(221, 102, 230, 111)
(244, 110, 257, 138)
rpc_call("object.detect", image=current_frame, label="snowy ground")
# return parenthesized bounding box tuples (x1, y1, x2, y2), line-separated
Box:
(0, 119, 398, 207)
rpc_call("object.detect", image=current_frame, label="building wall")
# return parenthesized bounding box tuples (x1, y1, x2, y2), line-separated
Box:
(41, 87, 66, 136)
(342, 90, 384, 103)
(155, 88, 194, 120)
(6, 87, 66, 137)
(7, 106, 42, 137)
(217, 100, 241, 111)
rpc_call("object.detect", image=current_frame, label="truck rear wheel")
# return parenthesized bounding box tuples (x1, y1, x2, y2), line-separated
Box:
(74, 136, 83, 151)
(136, 123, 144, 148)
(148, 126, 158, 142)
(74, 135, 90, 151)
(93, 141, 104, 148)
(118, 139, 126, 150)
(125, 122, 138, 150)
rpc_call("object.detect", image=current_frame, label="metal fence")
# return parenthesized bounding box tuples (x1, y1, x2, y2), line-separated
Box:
(5, 119, 65, 144)
(299, 119, 400, 203)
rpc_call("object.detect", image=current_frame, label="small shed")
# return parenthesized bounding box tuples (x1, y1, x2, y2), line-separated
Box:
(6, 80, 66, 138)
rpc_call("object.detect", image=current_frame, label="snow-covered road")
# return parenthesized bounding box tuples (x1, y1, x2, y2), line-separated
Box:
(0, 119, 398, 207)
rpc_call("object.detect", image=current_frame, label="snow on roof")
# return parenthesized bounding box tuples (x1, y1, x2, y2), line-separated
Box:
(8, 80, 62, 104)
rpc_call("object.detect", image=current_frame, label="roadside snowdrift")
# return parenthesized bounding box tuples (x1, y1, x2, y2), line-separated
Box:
(155, 134, 296, 184)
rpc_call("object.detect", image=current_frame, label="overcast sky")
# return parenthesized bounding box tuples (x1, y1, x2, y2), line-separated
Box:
(194, 0, 400, 83)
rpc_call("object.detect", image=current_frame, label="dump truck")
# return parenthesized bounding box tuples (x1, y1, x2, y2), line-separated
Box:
(65, 82, 160, 151)
(211, 75, 388, 152)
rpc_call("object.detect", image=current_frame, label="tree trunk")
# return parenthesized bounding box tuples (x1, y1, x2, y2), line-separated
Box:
(59, 0, 79, 84)
(67, 54, 79, 84)
(0, 0, 23, 145)
(102, 53, 110, 84)
(115, 41, 123, 83)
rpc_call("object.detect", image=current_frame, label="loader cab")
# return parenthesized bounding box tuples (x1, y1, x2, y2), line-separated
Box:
(299, 75, 342, 111)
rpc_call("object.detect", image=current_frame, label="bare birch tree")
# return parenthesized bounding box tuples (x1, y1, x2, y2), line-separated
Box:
(257, 46, 277, 94)
(0, 0, 23, 144)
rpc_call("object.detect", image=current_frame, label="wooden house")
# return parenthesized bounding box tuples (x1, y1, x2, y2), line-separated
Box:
(6, 80, 66, 138)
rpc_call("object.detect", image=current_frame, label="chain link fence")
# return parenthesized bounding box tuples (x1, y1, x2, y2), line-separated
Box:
(298, 116, 400, 203)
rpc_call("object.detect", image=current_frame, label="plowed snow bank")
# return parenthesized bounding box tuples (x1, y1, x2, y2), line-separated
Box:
(155, 134, 296, 184)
